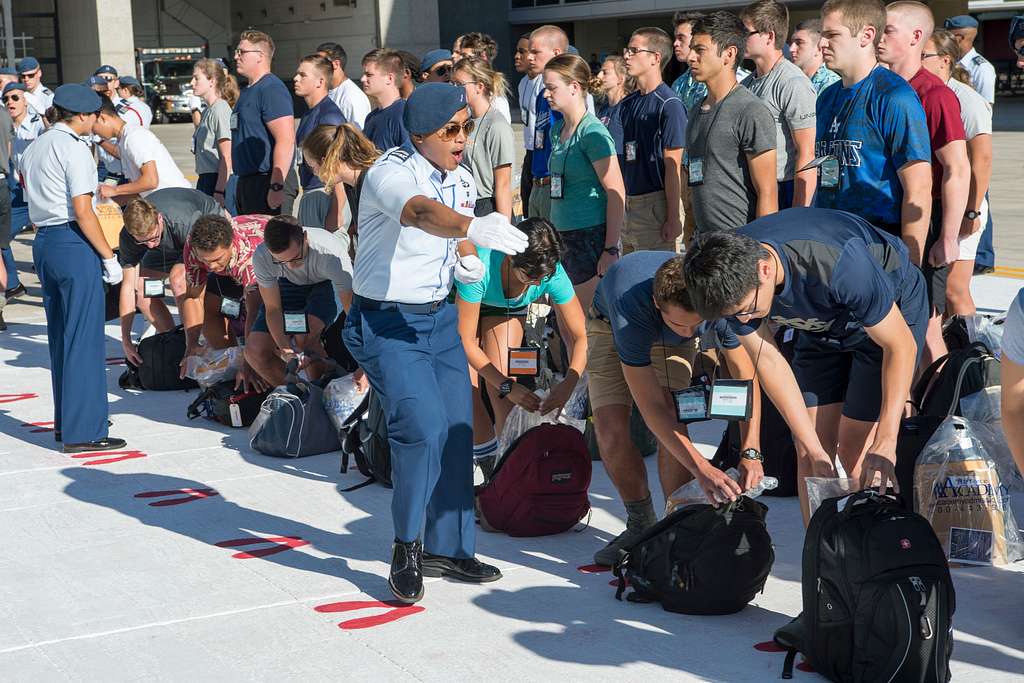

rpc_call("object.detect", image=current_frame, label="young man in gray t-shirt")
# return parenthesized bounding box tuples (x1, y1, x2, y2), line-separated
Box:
(740, 0, 817, 208)
(685, 12, 777, 235)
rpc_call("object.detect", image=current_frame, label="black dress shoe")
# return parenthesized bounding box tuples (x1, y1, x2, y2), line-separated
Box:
(5, 284, 26, 299)
(421, 553, 502, 583)
(0, 311, 6, 331)
(389, 539, 424, 604)
(62, 437, 127, 454)
(56, 420, 112, 443)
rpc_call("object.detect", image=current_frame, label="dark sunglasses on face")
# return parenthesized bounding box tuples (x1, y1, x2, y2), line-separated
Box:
(19, 70, 39, 80)
(432, 65, 451, 78)
(436, 119, 475, 141)
(3, 94, 20, 103)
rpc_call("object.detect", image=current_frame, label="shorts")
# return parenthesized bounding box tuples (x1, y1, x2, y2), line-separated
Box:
(923, 199, 949, 315)
(791, 267, 929, 422)
(196, 172, 218, 197)
(140, 247, 183, 274)
(206, 273, 244, 301)
(297, 187, 331, 229)
(235, 173, 281, 216)
(528, 183, 551, 221)
(623, 190, 682, 254)
(587, 315, 697, 411)
(479, 302, 528, 318)
(251, 279, 338, 334)
(560, 224, 606, 285)
(957, 198, 988, 262)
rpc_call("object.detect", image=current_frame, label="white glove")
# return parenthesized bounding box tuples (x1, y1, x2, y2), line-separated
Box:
(454, 254, 486, 284)
(467, 213, 529, 255)
(101, 256, 123, 285)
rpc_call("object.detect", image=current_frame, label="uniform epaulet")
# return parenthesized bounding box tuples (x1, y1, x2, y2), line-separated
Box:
(458, 160, 471, 174)
(384, 147, 411, 162)
(115, 102, 128, 114)
(972, 54, 987, 66)
(29, 115, 39, 122)
(41, 87, 52, 95)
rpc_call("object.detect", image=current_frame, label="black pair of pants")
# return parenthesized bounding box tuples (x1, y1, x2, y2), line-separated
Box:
(235, 173, 281, 216)
(520, 151, 533, 217)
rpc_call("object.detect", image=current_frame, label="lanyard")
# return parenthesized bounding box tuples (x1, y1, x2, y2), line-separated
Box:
(828, 67, 874, 146)
(548, 116, 582, 177)
(693, 84, 739, 174)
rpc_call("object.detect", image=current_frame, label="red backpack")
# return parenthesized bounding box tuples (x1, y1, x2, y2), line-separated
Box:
(476, 423, 592, 537)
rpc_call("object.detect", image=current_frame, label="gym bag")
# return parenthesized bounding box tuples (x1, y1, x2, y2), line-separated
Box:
(612, 495, 774, 615)
(186, 380, 269, 428)
(339, 390, 392, 490)
(136, 327, 199, 391)
(250, 371, 342, 458)
(477, 423, 591, 537)
(773, 490, 954, 682)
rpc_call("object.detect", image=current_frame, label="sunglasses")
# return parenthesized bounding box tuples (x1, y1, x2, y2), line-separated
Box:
(2, 94, 20, 103)
(434, 119, 475, 141)
(100, 75, 115, 82)
(431, 65, 451, 78)
(19, 70, 40, 80)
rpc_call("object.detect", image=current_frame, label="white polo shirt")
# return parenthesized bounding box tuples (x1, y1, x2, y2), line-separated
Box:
(354, 143, 477, 304)
(20, 123, 97, 226)
(117, 124, 191, 196)
(328, 78, 372, 129)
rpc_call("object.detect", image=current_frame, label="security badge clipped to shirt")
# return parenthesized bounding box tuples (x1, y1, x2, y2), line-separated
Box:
(220, 296, 241, 319)
(801, 155, 839, 189)
(142, 278, 164, 298)
(672, 376, 752, 423)
(550, 174, 563, 199)
(624, 141, 637, 163)
(687, 157, 705, 186)
(507, 346, 541, 377)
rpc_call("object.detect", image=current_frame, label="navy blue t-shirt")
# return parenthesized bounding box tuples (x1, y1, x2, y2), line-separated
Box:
(363, 99, 409, 152)
(597, 99, 624, 156)
(618, 83, 687, 196)
(231, 74, 294, 176)
(296, 96, 345, 190)
(729, 208, 918, 339)
(594, 250, 739, 367)
(531, 90, 562, 179)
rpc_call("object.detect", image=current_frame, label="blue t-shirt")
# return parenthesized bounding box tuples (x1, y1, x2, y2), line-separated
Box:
(455, 248, 576, 309)
(729, 208, 919, 340)
(296, 96, 345, 190)
(814, 66, 931, 228)
(231, 74, 294, 176)
(363, 99, 409, 152)
(593, 251, 739, 367)
(1003, 288, 1024, 366)
(618, 83, 687, 197)
(597, 99, 624, 156)
(531, 90, 562, 179)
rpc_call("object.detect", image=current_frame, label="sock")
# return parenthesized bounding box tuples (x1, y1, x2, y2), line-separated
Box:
(625, 495, 656, 530)
(473, 438, 498, 461)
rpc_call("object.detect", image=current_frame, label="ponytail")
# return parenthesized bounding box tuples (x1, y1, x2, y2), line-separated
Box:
(301, 123, 381, 189)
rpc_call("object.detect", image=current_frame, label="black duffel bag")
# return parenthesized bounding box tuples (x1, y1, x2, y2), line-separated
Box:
(134, 326, 199, 391)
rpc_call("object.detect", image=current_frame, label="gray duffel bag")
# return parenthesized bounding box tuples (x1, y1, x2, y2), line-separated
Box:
(250, 361, 342, 458)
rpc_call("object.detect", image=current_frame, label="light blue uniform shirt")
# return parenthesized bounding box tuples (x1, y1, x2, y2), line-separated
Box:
(11, 113, 45, 178)
(20, 123, 97, 226)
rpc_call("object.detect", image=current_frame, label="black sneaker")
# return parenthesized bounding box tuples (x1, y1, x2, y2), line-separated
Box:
(62, 437, 127, 454)
(421, 553, 502, 583)
(477, 454, 497, 482)
(5, 284, 26, 300)
(56, 420, 113, 443)
(974, 264, 995, 276)
(389, 539, 424, 604)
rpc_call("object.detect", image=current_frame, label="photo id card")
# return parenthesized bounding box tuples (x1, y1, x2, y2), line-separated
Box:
(550, 175, 564, 199)
(507, 347, 541, 377)
(624, 141, 637, 162)
(708, 379, 753, 421)
(220, 296, 241, 320)
(820, 157, 840, 189)
(688, 157, 705, 186)
(535, 128, 545, 149)
(283, 312, 309, 335)
(672, 385, 709, 423)
(142, 278, 164, 298)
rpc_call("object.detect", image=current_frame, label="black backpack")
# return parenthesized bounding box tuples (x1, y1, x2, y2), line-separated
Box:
(612, 496, 774, 615)
(136, 327, 199, 391)
(339, 390, 392, 491)
(186, 380, 269, 427)
(774, 491, 955, 682)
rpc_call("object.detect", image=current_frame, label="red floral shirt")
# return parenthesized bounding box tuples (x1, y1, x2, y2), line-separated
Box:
(183, 214, 270, 289)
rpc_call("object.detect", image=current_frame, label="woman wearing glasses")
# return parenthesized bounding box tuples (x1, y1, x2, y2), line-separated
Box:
(1, 82, 44, 304)
(452, 57, 514, 219)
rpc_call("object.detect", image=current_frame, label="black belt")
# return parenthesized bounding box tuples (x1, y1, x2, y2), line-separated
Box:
(354, 294, 446, 315)
(37, 221, 77, 230)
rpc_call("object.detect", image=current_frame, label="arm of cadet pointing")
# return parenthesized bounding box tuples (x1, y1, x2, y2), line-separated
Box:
(399, 195, 473, 238)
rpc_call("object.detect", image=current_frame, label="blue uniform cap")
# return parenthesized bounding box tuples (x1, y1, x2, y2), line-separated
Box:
(2, 82, 26, 96)
(0, 67, 16, 76)
(1012, 16, 1024, 44)
(94, 64, 118, 76)
(119, 75, 140, 87)
(567, 45, 579, 56)
(403, 82, 467, 135)
(420, 49, 452, 73)
(53, 83, 103, 114)
(16, 57, 40, 73)
(943, 15, 979, 30)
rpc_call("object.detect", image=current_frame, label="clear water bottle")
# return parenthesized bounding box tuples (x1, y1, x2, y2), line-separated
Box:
(666, 468, 779, 512)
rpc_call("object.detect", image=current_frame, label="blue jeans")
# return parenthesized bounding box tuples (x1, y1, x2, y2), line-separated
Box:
(1, 183, 18, 289)
(342, 299, 475, 558)
(975, 191, 994, 268)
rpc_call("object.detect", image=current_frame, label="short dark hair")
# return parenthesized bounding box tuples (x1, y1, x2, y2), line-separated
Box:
(682, 231, 770, 319)
(264, 215, 303, 253)
(795, 18, 824, 37)
(396, 50, 421, 82)
(190, 214, 234, 253)
(317, 41, 348, 70)
(692, 11, 748, 71)
(653, 256, 695, 311)
(509, 218, 563, 281)
(673, 10, 705, 29)
(98, 97, 118, 117)
(631, 27, 674, 68)
(740, 0, 790, 50)
(362, 48, 404, 78)
(300, 54, 334, 85)
(459, 32, 499, 61)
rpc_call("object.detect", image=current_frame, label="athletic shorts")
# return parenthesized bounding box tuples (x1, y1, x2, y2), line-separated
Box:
(251, 279, 338, 334)
(140, 247, 183, 274)
(957, 198, 988, 262)
(922, 199, 949, 316)
(560, 224, 606, 285)
(479, 302, 528, 318)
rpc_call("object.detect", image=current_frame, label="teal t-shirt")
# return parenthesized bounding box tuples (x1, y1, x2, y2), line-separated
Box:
(548, 112, 616, 231)
(456, 248, 576, 308)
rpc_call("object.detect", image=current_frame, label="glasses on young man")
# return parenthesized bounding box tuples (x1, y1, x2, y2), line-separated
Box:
(622, 46, 658, 57)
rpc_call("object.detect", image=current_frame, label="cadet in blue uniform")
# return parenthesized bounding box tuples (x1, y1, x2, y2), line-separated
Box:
(16, 57, 53, 120)
(343, 83, 528, 603)
(21, 84, 126, 452)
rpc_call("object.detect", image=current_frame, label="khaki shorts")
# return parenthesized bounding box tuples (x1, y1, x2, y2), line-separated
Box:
(587, 315, 697, 411)
(528, 183, 552, 221)
(623, 190, 685, 254)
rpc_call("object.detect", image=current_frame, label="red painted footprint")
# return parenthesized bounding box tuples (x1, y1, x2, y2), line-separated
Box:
(796, 660, 815, 673)
(314, 600, 425, 630)
(753, 641, 786, 653)
(577, 564, 610, 574)
(214, 535, 309, 559)
(134, 488, 219, 507)
(21, 420, 54, 433)
(0, 393, 38, 404)
(69, 450, 148, 466)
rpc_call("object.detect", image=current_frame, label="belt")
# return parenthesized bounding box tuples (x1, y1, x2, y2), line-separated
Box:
(533, 176, 551, 187)
(353, 294, 447, 315)
(37, 221, 76, 230)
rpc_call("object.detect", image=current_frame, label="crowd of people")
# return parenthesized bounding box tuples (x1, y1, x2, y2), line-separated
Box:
(1, 0, 1024, 608)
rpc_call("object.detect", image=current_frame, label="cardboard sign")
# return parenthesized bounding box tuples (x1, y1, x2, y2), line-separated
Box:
(94, 202, 124, 250)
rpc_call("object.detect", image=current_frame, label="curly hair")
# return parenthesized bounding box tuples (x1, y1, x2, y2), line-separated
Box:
(189, 214, 234, 252)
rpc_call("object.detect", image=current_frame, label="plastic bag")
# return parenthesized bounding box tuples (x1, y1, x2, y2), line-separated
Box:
(498, 390, 585, 456)
(914, 416, 1023, 566)
(323, 374, 367, 432)
(960, 387, 1024, 491)
(967, 314, 1004, 358)
(665, 468, 779, 514)
(185, 346, 242, 388)
(805, 477, 859, 517)
(563, 371, 590, 420)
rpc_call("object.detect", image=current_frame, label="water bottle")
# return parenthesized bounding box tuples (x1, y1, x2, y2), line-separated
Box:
(666, 468, 779, 512)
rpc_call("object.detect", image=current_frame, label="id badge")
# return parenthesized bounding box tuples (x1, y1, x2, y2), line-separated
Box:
(534, 128, 545, 149)
(672, 385, 709, 423)
(220, 296, 241, 319)
(820, 157, 840, 189)
(688, 157, 705, 186)
(708, 379, 753, 421)
(507, 347, 541, 377)
(624, 141, 637, 162)
(283, 312, 309, 335)
(550, 174, 564, 199)
(142, 278, 164, 298)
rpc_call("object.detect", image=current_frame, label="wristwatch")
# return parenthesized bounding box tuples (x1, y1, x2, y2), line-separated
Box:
(269, 182, 285, 192)
(498, 379, 514, 399)
(740, 448, 764, 462)
(964, 209, 981, 220)
(602, 246, 620, 256)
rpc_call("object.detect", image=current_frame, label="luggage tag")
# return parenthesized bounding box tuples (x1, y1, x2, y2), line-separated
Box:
(229, 403, 243, 428)
(801, 155, 839, 189)
(708, 379, 753, 421)
(688, 157, 705, 186)
(550, 174, 564, 199)
(507, 346, 541, 377)
(283, 312, 309, 335)
(220, 296, 241, 319)
(624, 141, 637, 162)
(142, 278, 164, 298)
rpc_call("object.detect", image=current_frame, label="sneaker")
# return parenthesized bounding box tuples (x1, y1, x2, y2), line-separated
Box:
(389, 539, 424, 604)
(4, 284, 25, 300)
(974, 264, 995, 276)
(477, 454, 497, 482)
(62, 437, 127, 454)
(593, 524, 650, 567)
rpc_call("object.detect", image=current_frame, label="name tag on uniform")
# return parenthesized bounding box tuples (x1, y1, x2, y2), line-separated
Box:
(708, 379, 753, 421)
(624, 141, 637, 162)
(672, 385, 709, 423)
(534, 128, 545, 149)
(688, 157, 705, 186)
(229, 112, 238, 130)
(550, 174, 564, 199)
(283, 312, 308, 335)
(220, 296, 241, 319)
(142, 278, 164, 298)
(507, 347, 541, 377)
